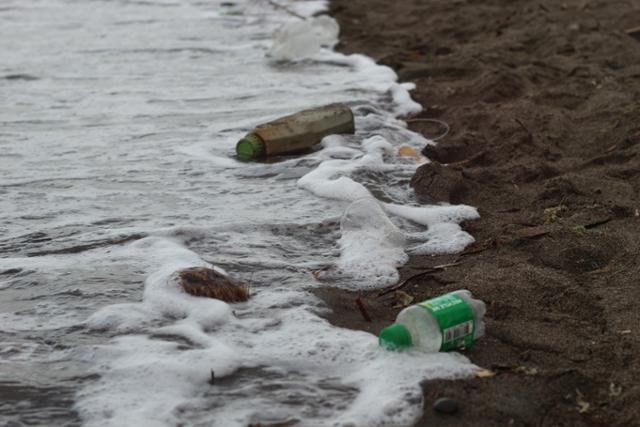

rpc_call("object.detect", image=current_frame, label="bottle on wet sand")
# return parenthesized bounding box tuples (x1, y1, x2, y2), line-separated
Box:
(236, 104, 355, 159)
(379, 290, 486, 352)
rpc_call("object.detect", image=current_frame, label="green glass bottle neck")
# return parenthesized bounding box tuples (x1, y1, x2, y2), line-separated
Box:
(236, 133, 265, 160)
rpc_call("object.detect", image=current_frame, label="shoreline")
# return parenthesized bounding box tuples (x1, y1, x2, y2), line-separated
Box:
(319, 0, 640, 425)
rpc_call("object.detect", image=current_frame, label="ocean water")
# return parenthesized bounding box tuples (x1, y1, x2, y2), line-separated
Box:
(0, 1, 479, 425)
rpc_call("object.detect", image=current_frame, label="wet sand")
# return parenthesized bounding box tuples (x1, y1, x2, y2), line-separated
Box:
(318, 0, 640, 425)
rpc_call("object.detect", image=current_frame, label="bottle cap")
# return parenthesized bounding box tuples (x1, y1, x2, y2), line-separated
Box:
(379, 323, 412, 351)
(236, 134, 265, 159)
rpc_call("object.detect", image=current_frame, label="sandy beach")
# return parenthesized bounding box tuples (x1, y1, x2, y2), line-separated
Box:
(318, 0, 640, 424)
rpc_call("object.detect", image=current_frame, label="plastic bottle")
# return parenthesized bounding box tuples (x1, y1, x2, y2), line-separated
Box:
(236, 104, 355, 159)
(379, 290, 485, 352)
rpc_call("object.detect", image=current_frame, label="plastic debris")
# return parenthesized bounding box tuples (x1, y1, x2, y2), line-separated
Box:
(379, 290, 486, 352)
(269, 15, 339, 60)
(397, 145, 427, 163)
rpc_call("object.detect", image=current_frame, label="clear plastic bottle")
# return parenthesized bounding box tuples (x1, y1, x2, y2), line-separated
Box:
(379, 290, 485, 352)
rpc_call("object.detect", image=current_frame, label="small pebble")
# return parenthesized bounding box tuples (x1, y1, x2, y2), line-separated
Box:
(433, 397, 458, 414)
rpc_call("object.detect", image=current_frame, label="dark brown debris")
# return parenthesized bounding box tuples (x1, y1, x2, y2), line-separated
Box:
(177, 267, 249, 303)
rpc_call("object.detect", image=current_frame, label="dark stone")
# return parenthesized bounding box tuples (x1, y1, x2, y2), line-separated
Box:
(410, 161, 470, 203)
(421, 135, 478, 164)
(433, 397, 459, 414)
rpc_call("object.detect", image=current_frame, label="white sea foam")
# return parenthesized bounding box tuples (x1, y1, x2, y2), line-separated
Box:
(76, 235, 478, 426)
(407, 222, 477, 255)
(296, 129, 478, 287)
(383, 203, 480, 227)
(0, 0, 481, 425)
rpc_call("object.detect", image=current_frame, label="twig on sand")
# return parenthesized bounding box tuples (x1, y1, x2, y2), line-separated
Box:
(266, 0, 307, 20)
(448, 149, 488, 168)
(626, 26, 640, 41)
(355, 297, 372, 322)
(584, 217, 612, 229)
(377, 262, 461, 297)
(514, 118, 534, 144)
(460, 245, 491, 256)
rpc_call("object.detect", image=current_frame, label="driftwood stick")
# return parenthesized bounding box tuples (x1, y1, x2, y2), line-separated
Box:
(355, 297, 372, 322)
(377, 262, 461, 297)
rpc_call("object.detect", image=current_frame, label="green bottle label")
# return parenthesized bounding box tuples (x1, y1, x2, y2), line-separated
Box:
(419, 293, 475, 351)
